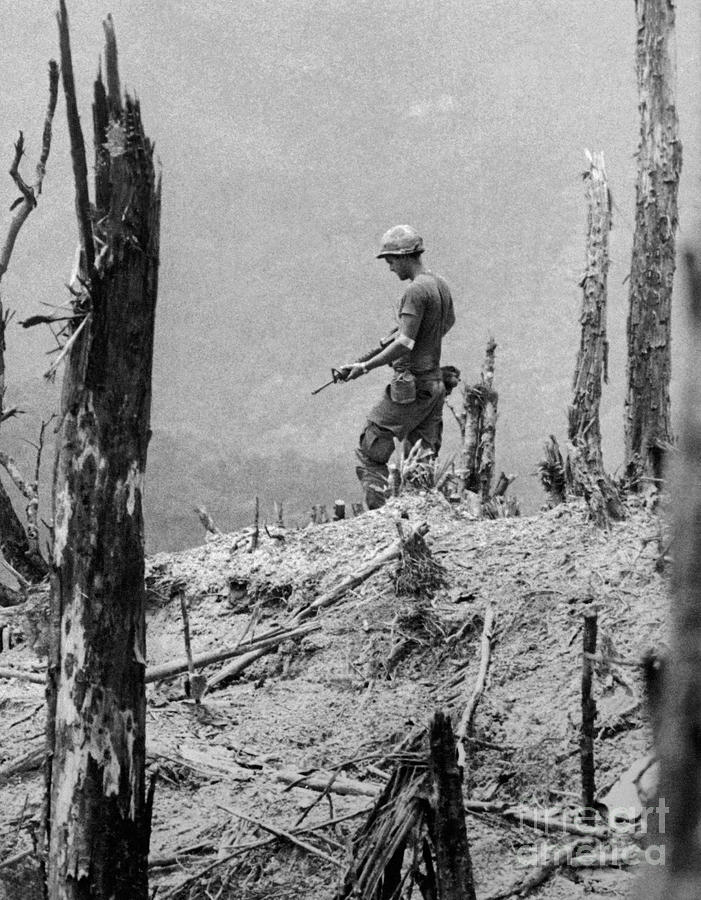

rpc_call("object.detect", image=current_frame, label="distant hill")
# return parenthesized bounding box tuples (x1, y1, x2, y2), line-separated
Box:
(143, 427, 361, 553)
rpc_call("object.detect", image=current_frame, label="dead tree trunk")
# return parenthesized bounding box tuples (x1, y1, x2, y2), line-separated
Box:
(651, 249, 701, 898)
(567, 152, 624, 524)
(569, 151, 610, 467)
(454, 337, 497, 500)
(624, 0, 682, 488)
(44, 9, 161, 900)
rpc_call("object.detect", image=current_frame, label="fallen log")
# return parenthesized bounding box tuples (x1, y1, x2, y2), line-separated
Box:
(207, 524, 432, 685)
(144, 622, 319, 683)
(274, 768, 380, 798)
(0, 743, 44, 784)
(0, 666, 44, 684)
(292, 523, 429, 625)
(205, 608, 261, 691)
(483, 838, 589, 900)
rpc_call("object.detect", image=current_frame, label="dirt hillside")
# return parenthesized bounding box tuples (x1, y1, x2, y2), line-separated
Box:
(0, 491, 668, 899)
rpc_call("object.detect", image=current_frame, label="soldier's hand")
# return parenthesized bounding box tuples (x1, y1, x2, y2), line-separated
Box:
(338, 363, 366, 381)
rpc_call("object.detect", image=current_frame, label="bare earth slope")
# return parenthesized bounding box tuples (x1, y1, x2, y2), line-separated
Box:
(0, 492, 667, 899)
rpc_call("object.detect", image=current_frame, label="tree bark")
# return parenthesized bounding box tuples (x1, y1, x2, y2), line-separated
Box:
(44, 10, 161, 900)
(624, 0, 681, 488)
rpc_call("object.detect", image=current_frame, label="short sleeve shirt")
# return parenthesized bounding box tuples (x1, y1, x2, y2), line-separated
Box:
(395, 272, 455, 376)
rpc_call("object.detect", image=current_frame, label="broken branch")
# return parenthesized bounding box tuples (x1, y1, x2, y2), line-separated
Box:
(457, 601, 497, 761)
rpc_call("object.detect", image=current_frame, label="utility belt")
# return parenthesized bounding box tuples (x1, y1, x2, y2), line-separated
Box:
(389, 365, 461, 404)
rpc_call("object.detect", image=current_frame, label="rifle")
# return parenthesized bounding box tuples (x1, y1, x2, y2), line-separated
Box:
(311, 368, 347, 395)
(311, 329, 400, 396)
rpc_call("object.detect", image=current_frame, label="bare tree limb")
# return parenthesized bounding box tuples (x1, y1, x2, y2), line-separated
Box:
(0, 61, 59, 281)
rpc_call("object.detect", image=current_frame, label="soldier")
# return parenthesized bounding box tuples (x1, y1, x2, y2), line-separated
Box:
(338, 225, 456, 509)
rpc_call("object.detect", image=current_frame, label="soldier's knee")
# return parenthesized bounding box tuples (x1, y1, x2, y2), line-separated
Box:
(357, 423, 395, 465)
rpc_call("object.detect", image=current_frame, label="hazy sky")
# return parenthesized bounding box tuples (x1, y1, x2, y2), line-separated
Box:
(0, 1, 699, 542)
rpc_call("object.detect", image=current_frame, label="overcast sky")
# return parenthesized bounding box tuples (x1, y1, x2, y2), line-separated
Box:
(0, 1, 699, 539)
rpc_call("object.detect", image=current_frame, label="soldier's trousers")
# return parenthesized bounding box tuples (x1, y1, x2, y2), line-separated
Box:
(355, 378, 446, 510)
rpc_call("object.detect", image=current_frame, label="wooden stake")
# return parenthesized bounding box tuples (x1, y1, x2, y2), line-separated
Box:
(580, 609, 598, 823)
(177, 588, 205, 702)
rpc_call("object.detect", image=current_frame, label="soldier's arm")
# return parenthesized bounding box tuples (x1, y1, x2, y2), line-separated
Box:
(342, 314, 419, 379)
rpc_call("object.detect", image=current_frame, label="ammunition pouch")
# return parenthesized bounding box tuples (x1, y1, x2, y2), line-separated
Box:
(390, 370, 417, 404)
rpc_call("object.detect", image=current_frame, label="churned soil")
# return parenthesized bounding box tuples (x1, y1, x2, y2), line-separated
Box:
(0, 490, 668, 899)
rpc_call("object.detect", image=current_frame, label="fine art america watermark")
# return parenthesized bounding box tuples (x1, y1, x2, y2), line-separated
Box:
(514, 800, 668, 868)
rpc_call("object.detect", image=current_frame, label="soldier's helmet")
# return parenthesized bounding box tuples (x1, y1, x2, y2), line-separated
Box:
(376, 224, 425, 258)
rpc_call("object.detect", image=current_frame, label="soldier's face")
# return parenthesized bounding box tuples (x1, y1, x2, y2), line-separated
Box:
(385, 256, 411, 280)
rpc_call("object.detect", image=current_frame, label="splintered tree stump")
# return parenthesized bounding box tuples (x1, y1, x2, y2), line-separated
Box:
(539, 436, 567, 506)
(567, 151, 624, 523)
(393, 521, 447, 598)
(569, 151, 611, 470)
(429, 712, 477, 900)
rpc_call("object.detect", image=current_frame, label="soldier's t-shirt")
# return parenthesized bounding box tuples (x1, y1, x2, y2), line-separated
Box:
(394, 272, 455, 378)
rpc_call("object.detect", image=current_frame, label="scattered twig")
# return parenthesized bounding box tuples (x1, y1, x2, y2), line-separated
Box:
(217, 803, 344, 868)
